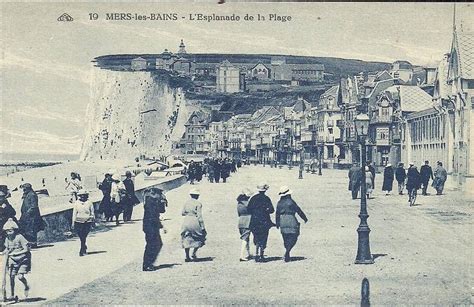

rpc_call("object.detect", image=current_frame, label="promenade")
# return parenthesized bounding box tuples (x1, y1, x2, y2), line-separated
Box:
(3, 165, 472, 305)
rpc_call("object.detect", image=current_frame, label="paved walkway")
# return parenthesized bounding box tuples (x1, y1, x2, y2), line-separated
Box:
(2, 165, 472, 304)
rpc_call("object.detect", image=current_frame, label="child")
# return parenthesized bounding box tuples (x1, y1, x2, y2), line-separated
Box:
(3, 218, 31, 301)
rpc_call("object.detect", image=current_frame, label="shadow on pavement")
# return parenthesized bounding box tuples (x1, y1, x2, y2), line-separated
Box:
(19, 297, 47, 303)
(289, 256, 306, 262)
(87, 250, 107, 255)
(262, 256, 282, 262)
(372, 253, 388, 260)
(156, 263, 181, 270)
(192, 257, 214, 262)
(32, 244, 54, 250)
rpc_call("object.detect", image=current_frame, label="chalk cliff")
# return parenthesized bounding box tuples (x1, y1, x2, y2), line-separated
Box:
(80, 70, 192, 161)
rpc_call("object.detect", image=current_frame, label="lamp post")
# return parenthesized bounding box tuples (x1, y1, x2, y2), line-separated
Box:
(318, 144, 323, 176)
(354, 114, 374, 264)
(298, 144, 304, 179)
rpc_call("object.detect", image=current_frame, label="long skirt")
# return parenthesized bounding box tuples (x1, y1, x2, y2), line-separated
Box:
(181, 216, 206, 249)
(281, 233, 299, 251)
(252, 228, 269, 249)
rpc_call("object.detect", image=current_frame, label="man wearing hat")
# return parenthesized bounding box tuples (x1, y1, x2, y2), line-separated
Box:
(420, 160, 434, 196)
(99, 170, 114, 222)
(142, 187, 167, 271)
(382, 163, 394, 196)
(123, 171, 140, 222)
(247, 183, 274, 262)
(406, 162, 421, 203)
(276, 186, 308, 262)
(72, 190, 95, 256)
(18, 184, 44, 248)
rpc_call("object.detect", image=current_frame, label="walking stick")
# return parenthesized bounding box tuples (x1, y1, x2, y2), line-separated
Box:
(2, 250, 9, 302)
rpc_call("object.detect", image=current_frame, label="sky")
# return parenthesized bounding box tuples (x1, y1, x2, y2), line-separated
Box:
(1, 2, 473, 155)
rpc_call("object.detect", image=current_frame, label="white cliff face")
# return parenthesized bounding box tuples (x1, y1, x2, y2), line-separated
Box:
(80, 69, 190, 161)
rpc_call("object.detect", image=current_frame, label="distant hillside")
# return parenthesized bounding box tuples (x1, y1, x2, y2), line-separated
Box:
(94, 53, 391, 78)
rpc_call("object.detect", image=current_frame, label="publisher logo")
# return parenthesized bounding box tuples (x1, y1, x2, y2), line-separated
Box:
(57, 13, 74, 22)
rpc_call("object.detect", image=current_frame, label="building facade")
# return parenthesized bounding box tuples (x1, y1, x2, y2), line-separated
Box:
(216, 60, 241, 93)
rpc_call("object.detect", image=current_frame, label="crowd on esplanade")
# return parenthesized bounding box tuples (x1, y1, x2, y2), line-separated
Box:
(348, 160, 448, 203)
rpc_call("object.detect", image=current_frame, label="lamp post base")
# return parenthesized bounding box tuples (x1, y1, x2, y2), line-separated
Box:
(355, 222, 374, 264)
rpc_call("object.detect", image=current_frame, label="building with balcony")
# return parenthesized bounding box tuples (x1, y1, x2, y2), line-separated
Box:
(181, 110, 211, 155)
(370, 85, 433, 169)
(315, 85, 342, 164)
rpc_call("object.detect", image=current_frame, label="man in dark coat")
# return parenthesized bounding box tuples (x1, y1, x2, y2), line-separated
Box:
(99, 171, 114, 221)
(406, 163, 421, 196)
(348, 164, 362, 199)
(395, 163, 407, 195)
(142, 187, 167, 271)
(247, 183, 274, 262)
(420, 160, 434, 196)
(221, 159, 230, 183)
(18, 183, 44, 248)
(382, 164, 394, 195)
(213, 160, 222, 183)
(123, 171, 139, 222)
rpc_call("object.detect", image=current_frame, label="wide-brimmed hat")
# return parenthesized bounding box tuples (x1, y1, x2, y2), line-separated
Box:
(257, 183, 269, 192)
(409, 162, 414, 166)
(106, 169, 115, 175)
(365, 166, 369, 171)
(189, 188, 200, 196)
(241, 188, 253, 198)
(3, 218, 18, 231)
(278, 186, 292, 196)
(0, 185, 10, 198)
(77, 189, 89, 196)
(112, 174, 121, 181)
(386, 163, 392, 167)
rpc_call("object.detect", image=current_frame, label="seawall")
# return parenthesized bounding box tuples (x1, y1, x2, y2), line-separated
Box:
(38, 175, 186, 243)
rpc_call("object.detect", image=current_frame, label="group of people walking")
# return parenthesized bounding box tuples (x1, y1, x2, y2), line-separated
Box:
(348, 160, 448, 200)
(0, 184, 45, 301)
(98, 170, 139, 225)
(186, 158, 239, 184)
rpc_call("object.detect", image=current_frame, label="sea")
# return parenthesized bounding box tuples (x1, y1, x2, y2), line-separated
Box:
(1, 152, 80, 164)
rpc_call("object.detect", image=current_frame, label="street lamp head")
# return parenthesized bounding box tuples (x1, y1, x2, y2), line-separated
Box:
(354, 114, 370, 138)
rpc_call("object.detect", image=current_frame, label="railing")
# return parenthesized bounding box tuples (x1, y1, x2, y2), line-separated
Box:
(370, 115, 391, 124)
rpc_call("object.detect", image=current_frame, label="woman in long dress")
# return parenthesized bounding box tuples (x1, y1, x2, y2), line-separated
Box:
(247, 183, 274, 262)
(365, 166, 373, 199)
(237, 188, 253, 261)
(181, 189, 206, 262)
(275, 186, 308, 262)
(382, 164, 394, 195)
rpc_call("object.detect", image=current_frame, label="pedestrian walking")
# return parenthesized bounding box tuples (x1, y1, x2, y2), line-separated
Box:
(395, 163, 407, 195)
(365, 166, 373, 199)
(420, 161, 434, 196)
(110, 174, 126, 225)
(237, 188, 253, 262)
(207, 161, 215, 183)
(247, 183, 275, 262)
(275, 186, 308, 262)
(382, 164, 394, 195)
(348, 163, 362, 199)
(367, 162, 376, 188)
(432, 161, 447, 195)
(214, 160, 222, 183)
(71, 190, 95, 256)
(221, 159, 230, 183)
(181, 189, 207, 262)
(99, 170, 114, 222)
(123, 171, 139, 222)
(406, 162, 421, 204)
(18, 184, 44, 248)
(3, 218, 31, 301)
(187, 161, 196, 184)
(65, 172, 82, 203)
(142, 187, 167, 271)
